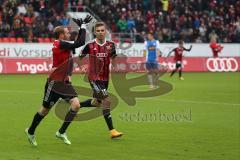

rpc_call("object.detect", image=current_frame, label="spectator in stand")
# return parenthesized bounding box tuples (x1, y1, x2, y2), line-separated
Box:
(59, 14, 70, 26)
(83, 0, 239, 43)
(0, 0, 239, 43)
(127, 15, 136, 33)
(17, 3, 27, 15)
(117, 16, 127, 32)
(161, 0, 169, 12)
(0, 0, 70, 42)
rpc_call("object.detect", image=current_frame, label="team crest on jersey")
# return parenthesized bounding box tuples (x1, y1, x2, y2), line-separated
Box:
(106, 45, 111, 50)
(106, 45, 113, 52)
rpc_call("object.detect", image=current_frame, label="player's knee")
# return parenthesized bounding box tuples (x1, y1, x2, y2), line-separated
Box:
(91, 98, 101, 107)
(39, 107, 50, 116)
(102, 97, 111, 109)
(70, 97, 80, 110)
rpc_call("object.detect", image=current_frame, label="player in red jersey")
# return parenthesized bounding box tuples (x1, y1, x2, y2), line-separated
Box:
(25, 15, 93, 146)
(79, 22, 123, 138)
(210, 38, 223, 58)
(168, 40, 192, 80)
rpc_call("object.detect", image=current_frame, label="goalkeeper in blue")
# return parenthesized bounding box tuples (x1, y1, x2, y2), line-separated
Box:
(143, 33, 161, 89)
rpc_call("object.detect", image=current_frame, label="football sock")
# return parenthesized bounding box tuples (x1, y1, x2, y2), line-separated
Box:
(179, 69, 182, 77)
(170, 70, 176, 76)
(154, 73, 160, 85)
(103, 109, 114, 130)
(80, 99, 93, 107)
(59, 109, 77, 134)
(28, 112, 45, 135)
(147, 73, 153, 86)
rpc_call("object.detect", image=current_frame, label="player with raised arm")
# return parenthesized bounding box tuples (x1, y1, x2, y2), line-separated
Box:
(209, 38, 224, 58)
(168, 40, 192, 80)
(79, 22, 123, 139)
(25, 15, 93, 146)
(143, 33, 161, 89)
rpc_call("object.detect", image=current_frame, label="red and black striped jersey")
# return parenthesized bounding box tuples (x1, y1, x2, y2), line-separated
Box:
(80, 39, 116, 81)
(49, 28, 86, 81)
(173, 47, 184, 62)
(172, 47, 191, 62)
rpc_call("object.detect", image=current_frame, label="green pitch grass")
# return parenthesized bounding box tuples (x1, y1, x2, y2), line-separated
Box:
(0, 73, 239, 160)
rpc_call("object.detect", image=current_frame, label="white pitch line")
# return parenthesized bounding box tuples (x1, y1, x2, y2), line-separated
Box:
(137, 98, 240, 106)
(1, 89, 239, 106)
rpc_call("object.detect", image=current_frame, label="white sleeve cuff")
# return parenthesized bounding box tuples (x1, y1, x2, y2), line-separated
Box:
(81, 24, 87, 29)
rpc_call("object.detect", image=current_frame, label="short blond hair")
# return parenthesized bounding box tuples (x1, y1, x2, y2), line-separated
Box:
(54, 26, 65, 39)
(94, 22, 106, 32)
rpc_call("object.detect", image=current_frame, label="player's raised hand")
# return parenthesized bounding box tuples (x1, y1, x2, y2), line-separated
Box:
(83, 15, 93, 24)
(72, 18, 83, 27)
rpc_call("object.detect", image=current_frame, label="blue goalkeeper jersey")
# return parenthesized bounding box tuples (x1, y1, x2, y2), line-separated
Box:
(145, 40, 160, 62)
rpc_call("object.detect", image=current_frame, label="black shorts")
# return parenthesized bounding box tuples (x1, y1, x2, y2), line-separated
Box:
(89, 80, 109, 100)
(175, 61, 182, 69)
(42, 79, 78, 109)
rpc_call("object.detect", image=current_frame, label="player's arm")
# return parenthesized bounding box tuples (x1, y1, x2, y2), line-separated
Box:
(59, 27, 86, 51)
(59, 15, 93, 51)
(217, 44, 224, 52)
(156, 40, 162, 57)
(183, 45, 192, 52)
(110, 43, 117, 69)
(78, 44, 90, 66)
(167, 48, 175, 57)
(143, 41, 148, 57)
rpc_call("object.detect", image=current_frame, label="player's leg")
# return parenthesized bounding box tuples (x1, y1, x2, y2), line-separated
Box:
(153, 73, 160, 88)
(80, 98, 101, 107)
(80, 99, 93, 107)
(25, 79, 58, 146)
(52, 81, 80, 145)
(56, 97, 80, 145)
(90, 80, 123, 138)
(178, 62, 184, 80)
(170, 61, 181, 77)
(91, 98, 101, 107)
(146, 63, 154, 88)
(102, 97, 113, 130)
(170, 62, 178, 77)
(90, 81, 113, 130)
(102, 96, 123, 138)
(153, 62, 160, 88)
(27, 107, 50, 135)
(179, 69, 183, 80)
(148, 72, 154, 88)
(101, 81, 123, 138)
(170, 69, 177, 77)
(25, 106, 49, 147)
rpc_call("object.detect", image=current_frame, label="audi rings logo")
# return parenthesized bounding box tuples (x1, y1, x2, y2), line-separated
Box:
(0, 62, 3, 73)
(206, 58, 238, 72)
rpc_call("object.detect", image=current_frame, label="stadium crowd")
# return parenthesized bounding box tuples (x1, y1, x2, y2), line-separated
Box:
(0, 0, 68, 42)
(85, 0, 240, 43)
(0, 0, 239, 43)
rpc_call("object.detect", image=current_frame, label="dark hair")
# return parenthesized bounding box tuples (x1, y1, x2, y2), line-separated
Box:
(54, 26, 65, 39)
